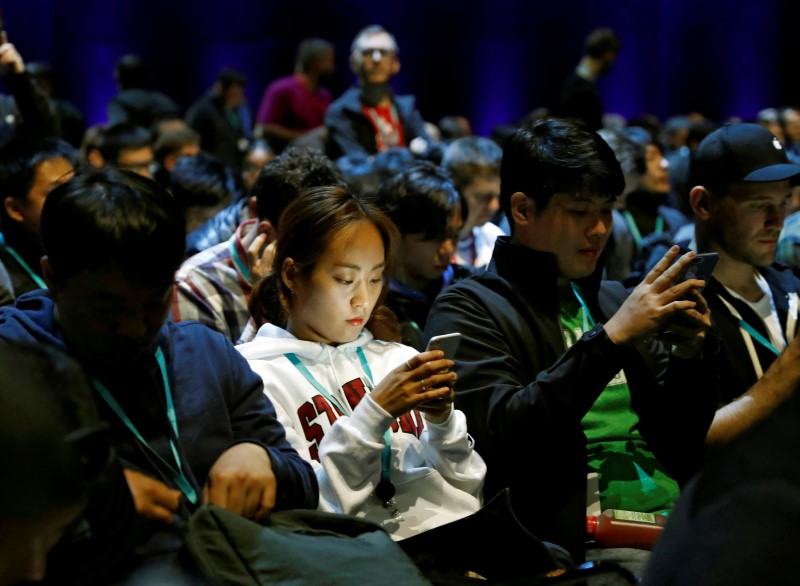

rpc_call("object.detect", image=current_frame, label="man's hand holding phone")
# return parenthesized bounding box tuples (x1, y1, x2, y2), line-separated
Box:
(605, 246, 711, 351)
(659, 252, 717, 358)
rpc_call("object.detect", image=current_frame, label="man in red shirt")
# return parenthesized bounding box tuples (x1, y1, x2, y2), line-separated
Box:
(255, 39, 335, 154)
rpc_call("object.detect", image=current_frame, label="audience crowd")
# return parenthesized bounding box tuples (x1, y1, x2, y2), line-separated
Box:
(1, 22, 799, 585)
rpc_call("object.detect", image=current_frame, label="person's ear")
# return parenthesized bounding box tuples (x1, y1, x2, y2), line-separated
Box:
(163, 152, 178, 173)
(349, 52, 361, 75)
(390, 57, 400, 76)
(41, 256, 57, 291)
(257, 219, 277, 243)
(3, 196, 24, 224)
(86, 148, 105, 169)
(509, 192, 535, 227)
(281, 258, 298, 292)
(690, 186, 712, 220)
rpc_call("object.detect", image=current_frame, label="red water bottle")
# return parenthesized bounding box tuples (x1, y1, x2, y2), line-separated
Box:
(586, 509, 668, 550)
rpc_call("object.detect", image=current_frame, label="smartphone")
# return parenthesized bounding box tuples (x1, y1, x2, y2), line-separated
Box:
(673, 252, 719, 293)
(425, 332, 461, 360)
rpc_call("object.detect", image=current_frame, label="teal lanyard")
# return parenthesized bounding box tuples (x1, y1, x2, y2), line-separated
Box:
(738, 320, 781, 356)
(229, 235, 252, 283)
(622, 210, 664, 248)
(285, 347, 393, 486)
(571, 282, 596, 332)
(90, 346, 198, 504)
(0, 232, 47, 289)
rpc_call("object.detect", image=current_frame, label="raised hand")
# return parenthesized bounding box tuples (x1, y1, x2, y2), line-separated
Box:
(605, 246, 708, 348)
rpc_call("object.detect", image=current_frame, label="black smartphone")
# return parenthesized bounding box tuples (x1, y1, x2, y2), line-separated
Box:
(673, 252, 719, 293)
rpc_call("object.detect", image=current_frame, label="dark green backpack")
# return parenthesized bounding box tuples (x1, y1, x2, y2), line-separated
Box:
(182, 505, 431, 585)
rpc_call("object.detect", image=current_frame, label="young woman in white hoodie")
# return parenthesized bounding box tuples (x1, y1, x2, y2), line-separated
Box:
(238, 185, 486, 540)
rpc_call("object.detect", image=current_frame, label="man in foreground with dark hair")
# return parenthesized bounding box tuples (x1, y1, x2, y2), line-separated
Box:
(0, 168, 317, 575)
(424, 118, 717, 565)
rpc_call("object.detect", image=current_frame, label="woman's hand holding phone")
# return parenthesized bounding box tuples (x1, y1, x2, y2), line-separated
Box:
(370, 350, 456, 421)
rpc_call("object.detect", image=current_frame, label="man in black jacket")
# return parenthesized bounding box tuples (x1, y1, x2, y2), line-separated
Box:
(424, 118, 717, 562)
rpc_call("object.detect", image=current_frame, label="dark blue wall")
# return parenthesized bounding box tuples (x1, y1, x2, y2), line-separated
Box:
(3, 0, 796, 137)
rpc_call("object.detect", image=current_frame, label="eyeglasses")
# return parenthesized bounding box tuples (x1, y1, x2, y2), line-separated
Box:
(359, 48, 395, 61)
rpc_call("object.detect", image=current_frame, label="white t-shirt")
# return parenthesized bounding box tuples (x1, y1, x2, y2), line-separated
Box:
(724, 272, 786, 352)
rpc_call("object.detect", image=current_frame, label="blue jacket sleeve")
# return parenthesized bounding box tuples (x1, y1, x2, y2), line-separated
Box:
(221, 339, 319, 510)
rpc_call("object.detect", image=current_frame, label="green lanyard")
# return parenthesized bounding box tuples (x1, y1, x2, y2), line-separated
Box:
(622, 210, 664, 248)
(0, 232, 47, 289)
(90, 346, 198, 504)
(571, 282, 596, 332)
(229, 234, 252, 283)
(739, 320, 780, 356)
(285, 347, 396, 502)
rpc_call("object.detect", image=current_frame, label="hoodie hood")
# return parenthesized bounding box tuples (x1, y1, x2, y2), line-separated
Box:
(238, 323, 375, 364)
(0, 290, 65, 349)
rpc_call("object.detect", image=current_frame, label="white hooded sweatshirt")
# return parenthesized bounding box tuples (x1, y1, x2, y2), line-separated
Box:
(238, 323, 486, 539)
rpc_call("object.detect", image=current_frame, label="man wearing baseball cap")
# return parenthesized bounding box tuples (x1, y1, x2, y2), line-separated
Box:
(688, 123, 800, 448)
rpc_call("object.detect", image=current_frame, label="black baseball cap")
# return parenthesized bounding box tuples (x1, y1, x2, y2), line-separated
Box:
(689, 123, 800, 188)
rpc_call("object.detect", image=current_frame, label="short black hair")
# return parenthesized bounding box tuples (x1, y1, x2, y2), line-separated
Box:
(584, 27, 620, 59)
(169, 152, 234, 211)
(97, 123, 153, 165)
(114, 54, 147, 90)
(217, 68, 246, 91)
(0, 135, 76, 223)
(41, 168, 185, 286)
(251, 147, 345, 228)
(500, 118, 624, 225)
(375, 161, 461, 240)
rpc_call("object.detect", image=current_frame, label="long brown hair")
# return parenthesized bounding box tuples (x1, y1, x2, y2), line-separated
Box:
(249, 185, 402, 342)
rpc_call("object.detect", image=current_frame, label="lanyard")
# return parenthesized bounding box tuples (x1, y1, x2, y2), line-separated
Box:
(717, 295, 782, 377)
(0, 232, 47, 289)
(90, 346, 198, 504)
(285, 347, 394, 494)
(571, 282, 596, 332)
(229, 233, 252, 283)
(364, 104, 401, 151)
(622, 210, 664, 248)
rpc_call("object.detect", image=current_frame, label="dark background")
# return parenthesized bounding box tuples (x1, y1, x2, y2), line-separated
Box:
(4, 0, 798, 137)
